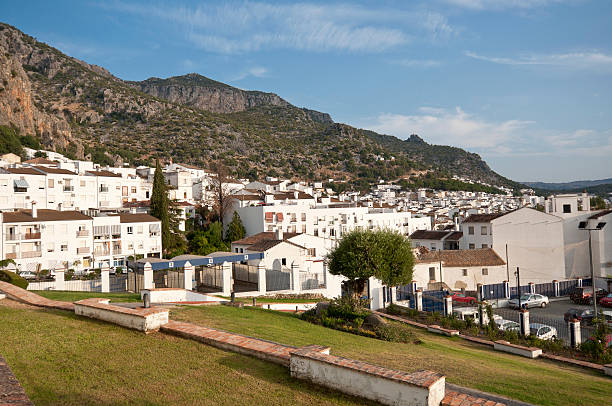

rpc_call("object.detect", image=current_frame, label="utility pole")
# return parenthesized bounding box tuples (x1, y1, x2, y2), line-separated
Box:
(505, 244, 510, 282)
(515, 266, 521, 309)
(588, 230, 597, 317)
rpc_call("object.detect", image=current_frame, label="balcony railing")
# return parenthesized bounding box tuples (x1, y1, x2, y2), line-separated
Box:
(77, 247, 90, 254)
(6, 234, 19, 241)
(21, 251, 42, 258)
(94, 250, 110, 256)
(23, 232, 41, 240)
(76, 230, 89, 237)
(5, 252, 17, 259)
(99, 186, 109, 193)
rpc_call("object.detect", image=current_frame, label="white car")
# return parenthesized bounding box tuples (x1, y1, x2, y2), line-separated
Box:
(18, 271, 37, 279)
(495, 319, 520, 332)
(529, 323, 557, 340)
(508, 294, 549, 309)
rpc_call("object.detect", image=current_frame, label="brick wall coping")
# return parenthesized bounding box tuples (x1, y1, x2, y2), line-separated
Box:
(143, 288, 188, 292)
(0, 355, 34, 406)
(494, 340, 540, 352)
(540, 353, 605, 372)
(372, 311, 428, 328)
(74, 298, 168, 317)
(289, 345, 444, 389)
(442, 390, 506, 406)
(427, 325, 460, 336)
(0, 281, 74, 311)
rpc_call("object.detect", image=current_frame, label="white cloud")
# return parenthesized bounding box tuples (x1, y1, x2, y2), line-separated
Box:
(232, 66, 268, 81)
(362, 106, 612, 159)
(442, 0, 576, 10)
(396, 59, 442, 68)
(102, 2, 458, 54)
(466, 50, 612, 71)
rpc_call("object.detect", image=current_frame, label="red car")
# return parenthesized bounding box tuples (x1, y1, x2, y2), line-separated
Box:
(451, 293, 477, 304)
(600, 293, 612, 308)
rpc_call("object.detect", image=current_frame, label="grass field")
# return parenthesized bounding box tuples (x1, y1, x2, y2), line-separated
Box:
(171, 305, 612, 406)
(0, 300, 373, 406)
(219, 296, 319, 304)
(32, 291, 141, 303)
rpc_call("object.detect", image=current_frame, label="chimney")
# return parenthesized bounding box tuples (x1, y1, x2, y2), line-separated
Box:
(31, 201, 37, 218)
(454, 216, 459, 231)
(294, 191, 299, 199)
(275, 228, 284, 240)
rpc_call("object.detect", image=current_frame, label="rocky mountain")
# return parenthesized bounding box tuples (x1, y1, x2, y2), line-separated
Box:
(0, 22, 519, 190)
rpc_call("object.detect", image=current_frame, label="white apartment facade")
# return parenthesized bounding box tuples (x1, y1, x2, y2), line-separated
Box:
(1, 206, 161, 273)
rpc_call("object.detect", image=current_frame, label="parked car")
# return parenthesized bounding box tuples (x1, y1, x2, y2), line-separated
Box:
(508, 294, 549, 309)
(570, 287, 608, 305)
(17, 271, 37, 280)
(564, 308, 595, 324)
(599, 293, 612, 308)
(602, 311, 612, 328)
(495, 319, 520, 332)
(529, 323, 557, 340)
(451, 292, 477, 304)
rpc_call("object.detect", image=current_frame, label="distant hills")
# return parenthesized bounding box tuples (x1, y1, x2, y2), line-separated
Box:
(524, 179, 612, 197)
(0, 22, 520, 191)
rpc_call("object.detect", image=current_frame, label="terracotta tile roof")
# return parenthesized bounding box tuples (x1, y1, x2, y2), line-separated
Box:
(233, 231, 301, 246)
(4, 167, 44, 176)
(2, 209, 92, 223)
(462, 212, 511, 223)
(274, 191, 315, 200)
(123, 200, 150, 208)
(410, 230, 459, 241)
(588, 209, 612, 220)
(111, 213, 160, 223)
(416, 248, 506, 267)
(23, 157, 57, 165)
(86, 170, 122, 178)
(31, 165, 77, 175)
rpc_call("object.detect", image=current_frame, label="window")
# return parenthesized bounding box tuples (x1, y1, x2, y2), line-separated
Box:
(80, 180, 86, 187)
(482, 268, 488, 275)
(462, 269, 468, 277)
(131, 186, 136, 194)
(47, 242, 55, 253)
(48, 179, 54, 188)
(281, 258, 287, 266)
(563, 204, 571, 213)
(307, 248, 316, 257)
(430, 243, 436, 251)
(127, 226, 133, 234)
(481, 244, 488, 248)
(468, 226, 474, 235)
(137, 226, 143, 234)
(481, 226, 487, 235)
(146, 191, 150, 199)
(469, 243, 475, 249)
(429, 267, 436, 281)
(60, 244, 68, 252)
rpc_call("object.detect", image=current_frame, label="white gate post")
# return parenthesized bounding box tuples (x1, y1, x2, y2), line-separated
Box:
(222, 261, 232, 296)
(55, 269, 65, 291)
(101, 263, 110, 293)
(291, 262, 301, 293)
(183, 261, 194, 291)
(257, 263, 266, 294)
(143, 262, 153, 290)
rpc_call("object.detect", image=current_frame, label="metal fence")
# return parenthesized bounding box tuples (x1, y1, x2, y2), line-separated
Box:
(300, 272, 324, 290)
(509, 285, 531, 299)
(153, 270, 184, 289)
(482, 283, 505, 300)
(266, 269, 291, 291)
(422, 290, 445, 313)
(559, 280, 579, 296)
(127, 271, 145, 293)
(196, 266, 223, 291)
(233, 263, 258, 284)
(109, 275, 127, 292)
(534, 282, 555, 297)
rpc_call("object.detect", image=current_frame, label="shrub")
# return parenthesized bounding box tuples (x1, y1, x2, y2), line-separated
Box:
(375, 323, 417, 344)
(0, 269, 28, 289)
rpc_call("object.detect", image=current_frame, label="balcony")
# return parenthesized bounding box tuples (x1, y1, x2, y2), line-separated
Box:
(6, 234, 19, 241)
(23, 232, 41, 240)
(77, 247, 90, 254)
(63, 185, 74, 192)
(21, 250, 42, 258)
(99, 186, 109, 193)
(94, 250, 110, 256)
(76, 230, 89, 237)
(5, 252, 17, 259)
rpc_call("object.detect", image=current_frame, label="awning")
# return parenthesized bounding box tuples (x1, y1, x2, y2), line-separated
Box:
(14, 179, 29, 188)
(265, 212, 274, 222)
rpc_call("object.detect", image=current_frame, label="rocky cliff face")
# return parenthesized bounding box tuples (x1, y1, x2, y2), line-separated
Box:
(133, 74, 288, 113)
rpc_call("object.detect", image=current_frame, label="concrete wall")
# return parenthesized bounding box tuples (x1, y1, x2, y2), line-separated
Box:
(413, 262, 507, 291)
(290, 346, 445, 406)
(74, 298, 168, 332)
(491, 208, 566, 283)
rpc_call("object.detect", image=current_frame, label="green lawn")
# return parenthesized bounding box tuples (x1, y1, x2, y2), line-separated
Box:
(32, 291, 142, 303)
(171, 305, 612, 406)
(0, 301, 374, 406)
(219, 296, 319, 304)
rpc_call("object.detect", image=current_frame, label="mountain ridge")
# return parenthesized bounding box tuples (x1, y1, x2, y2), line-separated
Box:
(0, 22, 519, 190)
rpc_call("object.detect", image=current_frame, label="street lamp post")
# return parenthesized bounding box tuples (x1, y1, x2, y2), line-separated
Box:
(578, 220, 607, 318)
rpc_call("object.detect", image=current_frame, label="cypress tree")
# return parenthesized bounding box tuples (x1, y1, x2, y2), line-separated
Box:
(150, 159, 170, 253)
(226, 211, 246, 242)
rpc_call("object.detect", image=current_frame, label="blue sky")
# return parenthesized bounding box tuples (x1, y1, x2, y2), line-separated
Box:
(4, 0, 611, 182)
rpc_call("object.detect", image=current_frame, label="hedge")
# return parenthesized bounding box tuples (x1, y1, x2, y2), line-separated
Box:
(0, 269, 28, 289)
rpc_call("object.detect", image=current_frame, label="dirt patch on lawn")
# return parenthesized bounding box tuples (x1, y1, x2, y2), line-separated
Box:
(0, 298, 40, 310)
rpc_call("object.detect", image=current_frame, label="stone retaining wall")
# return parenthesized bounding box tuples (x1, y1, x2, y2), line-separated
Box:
(0, 355, 33, 406)
(74, 298, 168, 332)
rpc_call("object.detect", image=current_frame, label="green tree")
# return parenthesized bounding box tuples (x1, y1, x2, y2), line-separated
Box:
(591, 196, 609, 210)
(327, 229, 414, 300)
(226, 211, 246, 242)
(150, 159, 170, 254)
(188, 222, 229, 255)
(0, 125, 23, 156)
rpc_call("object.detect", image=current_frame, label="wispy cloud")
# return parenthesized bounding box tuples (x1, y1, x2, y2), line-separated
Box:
(465, 50, 612, 72)
(395, 59, 442, 68)
(101, 2, 458, 54)
(232, 66, 268, 81)
(442, 0, 577, 10)
(362, 106, 612, 158)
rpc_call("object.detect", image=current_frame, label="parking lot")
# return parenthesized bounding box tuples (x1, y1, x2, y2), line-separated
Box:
(494, 298, 600, 342)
